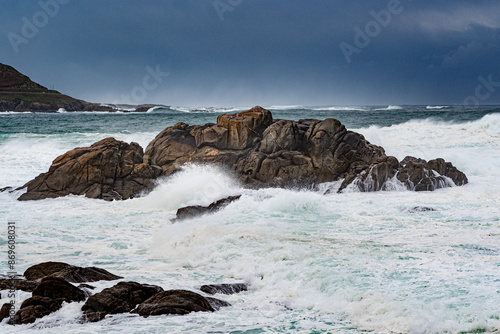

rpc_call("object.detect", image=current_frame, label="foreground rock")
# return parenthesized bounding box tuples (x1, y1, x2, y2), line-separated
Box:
(175, 195, 241, 221)
(12, 278, 85, 324)
(18, 107, 468, 201)
(24, 262, 122, 283)
(32, 277, 85, 303)
(18, 138, 161, 201)
(200, 283, 248, 295)
(82, 281, 163, 322)
(136, 290, 218, 317)
(12, 296, 61, 324)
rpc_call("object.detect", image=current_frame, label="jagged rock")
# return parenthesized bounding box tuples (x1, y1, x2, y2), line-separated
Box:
(12, 296, 61, 324)
(24, 262, 71, 281)
(82, 281, 163, 322)
(32, 277, 85, 304)
(0, 186, 13, 193)
(18, 107, 468, 200)
(0, 279, 38, 292)
(400, 156, 427, 165)
(0, 303, 13, 322)
(175, 195, 241, 221)
(135, 290, 217, 317)
(200, 283, 248, 295)
(340, 156, 468, 192)
(18, 138, 161, 201)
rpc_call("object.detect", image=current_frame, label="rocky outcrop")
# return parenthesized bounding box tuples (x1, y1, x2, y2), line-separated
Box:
(11, 277, 85, 325)
(17, 107, 468, 201)
(135, 290, 217, 317)
(12, 296, 61, 324)
(23, 262, 122, 283)
(24, 262, 71, 281)
(175, 195, 241, 221)
(200, 283, 248, 295)
(18, 138, 161, 201)
(82, 281, 163, 322)
(32, 277, 86, 304)
(340, 155, 468, 192)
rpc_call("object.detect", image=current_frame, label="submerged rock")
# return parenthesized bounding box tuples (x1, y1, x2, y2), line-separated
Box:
(408, 206, 437, 213)
(82, 281, 163, 322)
(175, 195, 242, 221)
(18, 107, 468, 200)
(135, 290, 217, 317)
(200, 283, 248, 295)
(18, 138, 161, 201)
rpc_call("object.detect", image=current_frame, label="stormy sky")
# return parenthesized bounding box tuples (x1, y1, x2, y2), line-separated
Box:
(1, 0, 500, 106)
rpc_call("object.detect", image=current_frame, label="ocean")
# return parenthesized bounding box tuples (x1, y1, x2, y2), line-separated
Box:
(0, 105, 499, 333)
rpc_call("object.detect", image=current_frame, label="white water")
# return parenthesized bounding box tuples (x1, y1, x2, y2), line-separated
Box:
(0, 114, 499, 333)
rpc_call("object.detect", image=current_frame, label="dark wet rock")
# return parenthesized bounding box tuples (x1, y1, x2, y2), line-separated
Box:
(18, 137, 162, 201)
(50, 266, 123, 283)
(12, 296, 61, 324)
(0, 186, 13, 193)
(408, 206, 437, 213)
(18, 106, 468, 200)
(400, 156, 427, 165)
(0, 279, 38, 292)
(24, 262, 71, 281)
(200, 283, 248, 295)
(82, 281, 163, 322)
(24, 262, 122, 283)
(206, 297, 231, 310)
(175, 195, 242, 221)
(32, 277, 85, 304)
(340, 156, 468, 192)
(136, 290, 216, 317)
(0, 303, 13, 322)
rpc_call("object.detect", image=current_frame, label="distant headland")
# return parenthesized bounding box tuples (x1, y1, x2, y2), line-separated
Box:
(0, 63, 167, 113)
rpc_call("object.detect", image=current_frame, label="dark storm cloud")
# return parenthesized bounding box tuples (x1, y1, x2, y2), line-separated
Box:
(1, 0, 499, 106)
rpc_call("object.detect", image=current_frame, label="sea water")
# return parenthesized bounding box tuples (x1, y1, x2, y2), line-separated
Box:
(0, 105, 499, 333)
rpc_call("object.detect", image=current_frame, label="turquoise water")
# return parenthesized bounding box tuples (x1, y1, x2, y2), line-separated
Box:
(0, 105, 499, 333)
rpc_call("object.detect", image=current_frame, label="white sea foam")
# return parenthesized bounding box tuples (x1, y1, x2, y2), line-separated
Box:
(375, 105, 404, 111)
(312, 106, 369, 111)
(426, 105, 449, 110)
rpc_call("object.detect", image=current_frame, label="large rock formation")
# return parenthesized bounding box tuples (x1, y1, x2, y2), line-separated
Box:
(17, 107, 468, 201)
(18, 138, 161, 201)
(144, 106, 467, 191)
